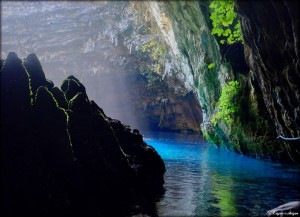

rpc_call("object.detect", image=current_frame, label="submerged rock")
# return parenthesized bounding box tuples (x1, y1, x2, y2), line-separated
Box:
(0, 53, 165, 216)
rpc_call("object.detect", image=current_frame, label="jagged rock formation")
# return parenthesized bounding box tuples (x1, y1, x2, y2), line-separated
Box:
(0, 52, 165, 216)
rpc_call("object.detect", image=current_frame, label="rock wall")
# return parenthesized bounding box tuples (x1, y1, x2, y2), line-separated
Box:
(235, 0, 300, 161)
(0, 52, 165, 216)
(132, 1, 300, 163)
(192, 0, 300, 163)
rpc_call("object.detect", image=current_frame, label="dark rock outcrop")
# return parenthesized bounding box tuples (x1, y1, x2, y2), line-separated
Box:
(235, 0, 300, 162)
(0, 52, 165, 216)
(23, 53, 48, 93)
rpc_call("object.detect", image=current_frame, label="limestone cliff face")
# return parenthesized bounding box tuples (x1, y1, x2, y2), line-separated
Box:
(129, 1, 235, 133)
(131, 1, 230, 117)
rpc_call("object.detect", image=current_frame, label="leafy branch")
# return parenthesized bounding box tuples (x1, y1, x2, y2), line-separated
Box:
(209, 0, 243, 45)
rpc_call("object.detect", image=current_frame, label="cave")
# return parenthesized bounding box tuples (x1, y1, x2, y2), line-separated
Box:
(1, 1, 299, 216)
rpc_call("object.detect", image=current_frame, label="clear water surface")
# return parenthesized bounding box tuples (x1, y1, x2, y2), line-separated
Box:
(144, 132, 300, 217)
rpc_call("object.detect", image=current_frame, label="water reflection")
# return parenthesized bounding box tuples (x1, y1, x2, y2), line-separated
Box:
(145, 132, 300, 217)
(210, 173, 238, 217)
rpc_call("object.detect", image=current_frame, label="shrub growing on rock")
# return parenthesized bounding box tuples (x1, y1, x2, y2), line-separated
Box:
(211, 80, 241, 125)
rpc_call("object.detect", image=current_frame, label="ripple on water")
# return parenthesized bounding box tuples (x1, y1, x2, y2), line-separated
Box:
(145, 132, 300, 217)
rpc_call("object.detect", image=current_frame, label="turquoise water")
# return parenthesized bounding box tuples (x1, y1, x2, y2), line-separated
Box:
(144, 132, 300, 217)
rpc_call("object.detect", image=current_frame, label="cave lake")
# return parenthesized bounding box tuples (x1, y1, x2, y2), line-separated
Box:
(144, 132, 300, 217)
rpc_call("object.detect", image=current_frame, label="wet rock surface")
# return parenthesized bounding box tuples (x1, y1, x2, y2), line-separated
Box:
(0, 52, 165, 216)
(235, 0, 300, 162)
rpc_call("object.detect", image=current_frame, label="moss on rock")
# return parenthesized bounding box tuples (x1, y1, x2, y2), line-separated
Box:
(50, 86, 69, 109)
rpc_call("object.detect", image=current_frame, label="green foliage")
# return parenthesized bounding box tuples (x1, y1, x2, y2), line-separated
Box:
(211, 80, 241, 126)
(209, 0, 243, 45)
(208, 63, 216, 69)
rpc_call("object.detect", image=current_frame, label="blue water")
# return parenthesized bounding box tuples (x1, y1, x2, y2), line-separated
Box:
(144, 132, 300, 217)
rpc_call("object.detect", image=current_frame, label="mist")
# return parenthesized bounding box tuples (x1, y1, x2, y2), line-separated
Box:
(1, 1, 144, 130)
